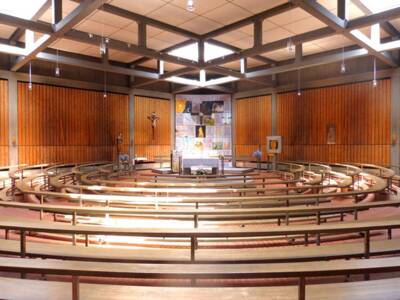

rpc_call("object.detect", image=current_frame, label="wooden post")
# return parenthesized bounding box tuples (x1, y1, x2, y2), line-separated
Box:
(72, 276, 80, 300)
(194, 214, 198, 228)
(298, 277, 306, 300)
(190, 236, 196, 261)
(72, 211, 77, 246)
(20, 230, 26, 258)
(364, 230, 370, 259)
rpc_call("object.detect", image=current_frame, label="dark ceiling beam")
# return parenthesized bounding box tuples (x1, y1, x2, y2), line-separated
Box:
(36, 52, 159, 79)
(129, 39, 196, 67)
(204, 27, 336, 68)
(65, 30, 199, 68)
(346, 6, 400, 30)
(202, 2, 294, 40)
(337, 0, 347, 20)
(8, 0, 51, 44)
(293, 0, 398, 67)
(246, 48, 368, 78)
(207, 66, 245, 79)
(0, 13, 53, 34)
(172, 84, 234, 94)
(351, 0, 400, 38)
(159, 67, 195, 80)
(52, 0, 63, 24)
(101, 4, 201, 40)
(11, 0, 104, 71)
(207, 39, 276, 64)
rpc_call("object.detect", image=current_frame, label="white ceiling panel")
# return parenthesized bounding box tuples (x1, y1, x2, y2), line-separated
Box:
(109, 0, 167, 16)
(179, 16, 222, 34)
(268, 7, 311, 26)
(147, 4, 196, 26)
(214, 30, 249, 44)
(108, 49, 139, 63)
(74, 19, 120, 37)
(231, 0, 288, 14)
(203, 3, 252, 25)
(0, 24, 16, 39)
(147, 37, 176, 50)
(263, 27, 292, 44)
(311, 34, 353, 50)
(87, 10, 133, 28)
(283, 17, 326, 34)
(109, 29, 138, 44)
(262, 48, 294, 61)
(170, 0, 228, 15)
(51, 38, 90, 53)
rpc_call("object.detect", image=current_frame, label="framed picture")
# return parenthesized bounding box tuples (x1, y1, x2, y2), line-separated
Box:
(195, 125, 206, 138)
(326, 123, 336, 144)
(266, 136, 282, 154)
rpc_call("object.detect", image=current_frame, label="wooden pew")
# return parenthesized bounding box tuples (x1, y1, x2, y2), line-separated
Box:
(3, 256, 400, 299)
(1, 215, 400, 261)
(2, 276, 400, 300)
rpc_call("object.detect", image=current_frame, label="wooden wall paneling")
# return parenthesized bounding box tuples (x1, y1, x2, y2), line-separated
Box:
(234, 95, 272, 160)
(276, 79, 391, 165)
(134, 96, 171, 160)
(0, 80, 8, 165)
(17, 82, 129, 164)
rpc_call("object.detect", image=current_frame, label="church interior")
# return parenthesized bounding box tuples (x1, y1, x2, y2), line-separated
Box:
(1, 0, 400, 299)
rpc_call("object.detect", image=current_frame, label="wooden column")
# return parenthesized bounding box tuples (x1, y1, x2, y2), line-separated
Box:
(129, 91, 135, 159)
(271, 91, 277, 169)
(391, 68, 400, 173)
(8, 72, 18, 165)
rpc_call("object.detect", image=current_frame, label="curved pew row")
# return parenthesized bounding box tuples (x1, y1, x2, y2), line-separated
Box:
(2, 276, 400, 300)
(14, 169, 387, 209)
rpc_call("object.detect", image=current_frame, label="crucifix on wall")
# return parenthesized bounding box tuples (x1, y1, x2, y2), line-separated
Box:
(147, 111, 160, 140)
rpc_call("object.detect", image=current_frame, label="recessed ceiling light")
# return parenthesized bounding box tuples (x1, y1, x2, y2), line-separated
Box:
(187, 0, 195, 12)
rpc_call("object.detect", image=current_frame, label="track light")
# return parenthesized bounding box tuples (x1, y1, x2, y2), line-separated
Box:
(372, 58, 377, 87)
(100, 38, 107, 56)
(55, 49, 60, 77)
(103, 71, 107, 98)
(187, 0, 195, 11)
(287, 37, 295, 52)
(297, 69, 301, 96)
(340, 47, 346, 74)
(28, 62, 32, 91)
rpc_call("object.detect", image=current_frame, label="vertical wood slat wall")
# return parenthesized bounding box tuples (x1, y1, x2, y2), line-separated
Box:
(277, 79, 391, 165)
(18, 82, 129, 164)
(0, 80, 8, 166)
(234, 95, 272, 160)
(134, 96, 171, 160)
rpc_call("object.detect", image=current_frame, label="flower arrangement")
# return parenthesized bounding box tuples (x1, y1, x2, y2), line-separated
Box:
(195, 168, 207, 175)
(252, 150, 262, 160)
(252, 149, 262, 170)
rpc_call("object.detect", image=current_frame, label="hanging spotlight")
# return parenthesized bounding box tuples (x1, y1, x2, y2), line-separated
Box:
(99, 38, 107, 56)
(287, 37, 295, 52)
(297, 69, 301, 96)
(103, 71, 107, 98)
(55, 49, 60, 77)
(187, 0, 195, 11)
(28, 61, 32, 91)
(372, 58, 377, 87)
(340, 47, 346, 74)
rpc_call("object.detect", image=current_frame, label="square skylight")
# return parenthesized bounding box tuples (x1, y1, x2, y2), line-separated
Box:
(360, 0, 400, 13)
(168, 42, 234, 62)
(0, 0, 48, 20)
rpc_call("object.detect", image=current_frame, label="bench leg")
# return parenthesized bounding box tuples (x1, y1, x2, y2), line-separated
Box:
(190, 237, 196, 262)
(72, 276, 80, 300)
(298, 277, 306, 300)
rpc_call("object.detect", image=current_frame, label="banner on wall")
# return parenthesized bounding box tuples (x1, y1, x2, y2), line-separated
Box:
(175, 94, 232, 158)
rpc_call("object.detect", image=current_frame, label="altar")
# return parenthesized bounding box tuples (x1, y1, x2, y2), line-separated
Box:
(182, 158, 219, 175)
